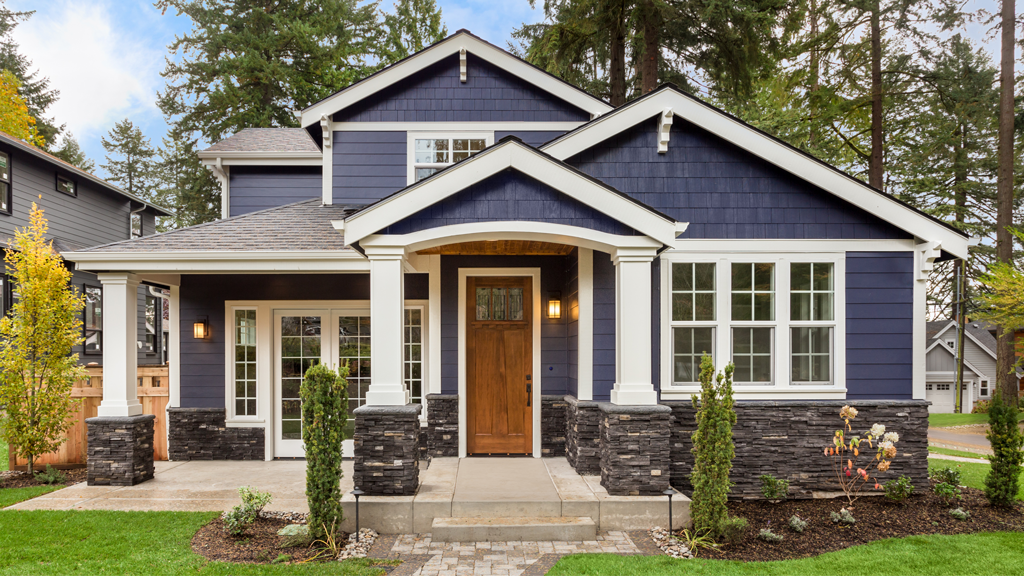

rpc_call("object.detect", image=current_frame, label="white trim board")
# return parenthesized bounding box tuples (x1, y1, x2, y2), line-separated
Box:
(344, 139, 679, 246)
(406, 131, 495, 185)
(336, 122, 584, 132)
(541, 87, 969, 259)
(67, 251, 369, 273)
(300, 31, 611, 128)
(457, 268, 542, 459)
(925, 339, 987, 379)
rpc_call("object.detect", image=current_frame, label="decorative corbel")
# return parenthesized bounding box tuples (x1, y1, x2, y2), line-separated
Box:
(916, 240, 942, 281)
(658, 107, 673, 153)
(320, 114, 332, 149)
(460, 48, 467, 83)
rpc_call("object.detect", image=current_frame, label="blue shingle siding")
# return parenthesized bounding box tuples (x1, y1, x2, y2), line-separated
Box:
(178, 273, 427, 408)
(229, 166, 321, 216)
(333, 54, 590, 123)
(593, 251, 616, 401)
(495, 131, 567, 147)
(439, 255, 570, 396)
(381, 170, 639, 236)
(845, 252, 914, 399)
(333, 131, 407, 205)
(566, 248, 579, 397)
(566, 117, 912, 240)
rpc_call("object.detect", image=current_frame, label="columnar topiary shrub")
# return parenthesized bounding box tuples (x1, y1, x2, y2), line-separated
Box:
(690, 355, 736, 539)
(984, 392, 1024, 508)
(301, 363, 349, 539)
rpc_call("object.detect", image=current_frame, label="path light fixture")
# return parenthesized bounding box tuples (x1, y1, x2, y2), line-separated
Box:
(351, 489, 364, 542)
(193, 316, 209, 339)
(664, 488, 676, 534)
(547, 291, 561, 319)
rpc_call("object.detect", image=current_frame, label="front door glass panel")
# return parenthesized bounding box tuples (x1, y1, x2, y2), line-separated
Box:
(279, 315, 321, 440)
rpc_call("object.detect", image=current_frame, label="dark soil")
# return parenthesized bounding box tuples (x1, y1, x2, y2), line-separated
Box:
(0, 468, 87, 489)
(684, 482, 1024, 562)
(192, 516, 345, 565)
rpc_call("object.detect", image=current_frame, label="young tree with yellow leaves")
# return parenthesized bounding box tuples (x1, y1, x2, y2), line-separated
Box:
(0, 70, 44, 147)
(0, 204, 85, 474)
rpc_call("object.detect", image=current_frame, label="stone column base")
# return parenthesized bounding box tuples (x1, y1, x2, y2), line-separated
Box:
(599, 403, 671, 496)
(426, 394, 458, 457)
(566, 396, 601, 475)
(86, 414, 156, 486)
(541, 396, 568, 457)
(353, 404, 422, 495)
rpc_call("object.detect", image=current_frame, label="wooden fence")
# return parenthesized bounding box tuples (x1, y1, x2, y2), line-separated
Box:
(8, 365, 169, 471)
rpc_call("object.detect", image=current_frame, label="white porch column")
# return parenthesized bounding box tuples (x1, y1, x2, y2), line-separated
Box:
(610, 247, 659, 405)
(365, 246, 408, 405)
(96, 273, 142, 417)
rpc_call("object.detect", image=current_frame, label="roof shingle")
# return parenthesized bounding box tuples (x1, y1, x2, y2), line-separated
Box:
(203, 128, 320, 154)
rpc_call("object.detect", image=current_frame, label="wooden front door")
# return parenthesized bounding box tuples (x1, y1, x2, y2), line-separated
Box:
(466, 276, 533, 455)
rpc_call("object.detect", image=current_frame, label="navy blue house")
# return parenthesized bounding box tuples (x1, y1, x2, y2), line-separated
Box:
(68, 32, 966, 503)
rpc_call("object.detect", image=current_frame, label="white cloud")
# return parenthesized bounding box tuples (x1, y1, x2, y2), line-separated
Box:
(436, 0, 545, 49)
(9, 0, 164, 144)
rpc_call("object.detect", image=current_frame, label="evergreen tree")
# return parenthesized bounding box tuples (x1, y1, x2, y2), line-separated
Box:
(48, 132, 95, 173)
(156, 0, 379, 144)
(0, 2, 61, 145)
(380, 0, 448, 63)
(153, 132, 220, 231)
(0, 70, 43, 147)
(101, 119, 156, 202)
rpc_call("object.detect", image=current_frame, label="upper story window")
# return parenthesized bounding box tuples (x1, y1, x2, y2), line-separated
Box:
(56, 174, 76, 197)
(131, 212, 143, 238)
(407, 132, 493, 184)
(0, 151, 10, 214)
(84, 285, 102, 353)
(144, 294, 159, 354)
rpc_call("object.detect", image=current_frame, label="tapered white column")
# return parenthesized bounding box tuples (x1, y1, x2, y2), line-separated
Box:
(96, 273, 142, 417)
(365, 246, 408, 405)
(611, 248, 659, 405)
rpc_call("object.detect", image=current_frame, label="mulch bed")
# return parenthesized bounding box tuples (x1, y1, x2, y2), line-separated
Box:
(192, 516, 347, 565)
(0, 468, 87, 489)
(682, 482, 1024, 562)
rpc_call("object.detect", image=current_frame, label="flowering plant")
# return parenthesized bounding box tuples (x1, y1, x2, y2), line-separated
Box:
(823, 406, 900, 504)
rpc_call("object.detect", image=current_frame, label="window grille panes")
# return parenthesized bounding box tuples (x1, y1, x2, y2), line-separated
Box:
(475, 287, 523, 321)
(131, 213, 143, 238)
(980, 381, 989, 397)
(791, 326, 831, 384)
(413, 137, 486, 182)
(234, 310, 257, 416)
(405, 309, 423, 406)
(339, 316, 371, 418)
(84, 286, 102, 353)
(732, 327, 773, 384)
(0, 152, 9, 212)
(732, 263, 774, 321)
(672, 262, 715, 321)
(791, 263, 834, 321)
(673, 327, 714, 384)
(281, 316, 321, 439)
(144, 295, 158, 353)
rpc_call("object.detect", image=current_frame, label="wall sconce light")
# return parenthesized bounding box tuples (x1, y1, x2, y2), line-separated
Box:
(193, 316, 209, 339)
(547, 291, 561, 319)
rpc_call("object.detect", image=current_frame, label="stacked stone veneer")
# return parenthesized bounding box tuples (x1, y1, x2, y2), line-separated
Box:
(599, 404, 672, 495)
(353, 404, 421, 495)
(664, 400, 930, 498)
(541, 396, 567, 456)
(167, 408, 265, 460)
(565, 396, 601, 474)
(86, 415, 155, 486)
(426, 394, 458, 457)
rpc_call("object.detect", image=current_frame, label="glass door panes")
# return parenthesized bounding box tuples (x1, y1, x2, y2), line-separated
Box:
(235, 310, 257, 416)
(405, 309, 423, 405)
(475, 287, 524, 321)
(280, 316, 322, 440)
(339, 316, 371, 419)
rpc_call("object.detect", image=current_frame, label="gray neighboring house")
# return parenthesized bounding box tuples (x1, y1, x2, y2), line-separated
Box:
(925, 319, 1016, 413)
(0, 130, 172, 366)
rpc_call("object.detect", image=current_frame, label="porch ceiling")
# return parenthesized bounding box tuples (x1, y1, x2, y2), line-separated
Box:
(416, 240, 574, 256)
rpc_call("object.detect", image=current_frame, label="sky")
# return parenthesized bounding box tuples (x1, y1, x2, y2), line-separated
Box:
(3, 0, 1006, 180)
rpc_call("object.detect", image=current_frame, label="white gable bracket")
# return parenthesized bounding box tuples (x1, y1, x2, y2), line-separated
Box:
(916, 241, 942, 281)
(460, 48, 467, 82)
(658, 107, 673, 153)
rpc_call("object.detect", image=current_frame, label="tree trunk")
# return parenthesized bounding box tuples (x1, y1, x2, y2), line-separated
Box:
(640, 0, 660, 93)
(996, 0, 1018, 407)
(868, 1, 884, 190)
(609, 0, 627, 106)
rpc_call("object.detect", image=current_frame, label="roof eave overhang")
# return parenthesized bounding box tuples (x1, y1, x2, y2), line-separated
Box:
(299, 32, 612, 128)
(198, 151, 322, 166)
(541, 88, 970, 259)
(65, 250, 367, 273)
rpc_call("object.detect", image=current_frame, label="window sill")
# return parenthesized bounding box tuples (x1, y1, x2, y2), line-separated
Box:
(225, 419, 266, 428)
(661, 386, 847, 400)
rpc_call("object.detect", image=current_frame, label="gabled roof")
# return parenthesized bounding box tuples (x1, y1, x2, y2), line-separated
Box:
(342, 137, 680, 246)
(299, 30, 612, 128)
(201, 128, 320, 154)
(925, 337, 986, 378)
(541, 84, 970, 259)
(929, 319, 998, 360)
(0, 130, 172, 216)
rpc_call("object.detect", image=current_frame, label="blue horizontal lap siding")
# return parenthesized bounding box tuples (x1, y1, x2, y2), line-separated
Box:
(495, 131, 568, 147)
(333, 131, 407, 205)
(845, 252, 914, 399)
(333, 54, 590, 123)
(381, 170, 638, 236)
(566, 249, 580, 398)
(593, 252, 615, 401)
(229, 167, 321, 216)
(566, 117, 912, 240)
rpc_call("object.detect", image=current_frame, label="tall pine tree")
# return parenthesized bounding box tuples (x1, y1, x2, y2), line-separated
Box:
(101, 119, 156, 202)
(153, 133, 220, 231)
(0, 2, 61, 145)
(380, 0, 448, 63)
(49, 132, 95, 173)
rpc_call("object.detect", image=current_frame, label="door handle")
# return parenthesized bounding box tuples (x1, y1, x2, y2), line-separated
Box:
(527, 381, 532, 407)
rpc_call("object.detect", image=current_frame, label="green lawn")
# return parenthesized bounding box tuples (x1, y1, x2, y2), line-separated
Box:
(928, 459, 1024, 501)
(549, 532, 1024, 576)
(928, 412, 1024, 428)
(0, 486, 61, 508)
(928, 446, 989, 460)
(0, 510, 390, 576)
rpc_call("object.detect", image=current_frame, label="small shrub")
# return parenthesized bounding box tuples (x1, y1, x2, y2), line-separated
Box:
(972, 400, 990, 414)
(759, 474, 790, 502)
(787, 515, 807, 533)
(757, 528, 784, 543)
(33, 465, 66, 485)
(932, 481, 961, 505)
(690, 355, 736, 539)
(223, 486, 272, 536)
(884, 475, 914, 503)
(302, 363, 350, 540)
(717, 516, 748, 545)
(677, 529, 717, 558)
(984, 393, 1024, 508)
(830, 508, 856, 525)
(931, 466, 962, 486)
(824, 407, 901, 504)
(949, 507, 971, 521)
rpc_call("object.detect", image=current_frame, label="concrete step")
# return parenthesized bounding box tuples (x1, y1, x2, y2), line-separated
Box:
(431, 516, 597, 542)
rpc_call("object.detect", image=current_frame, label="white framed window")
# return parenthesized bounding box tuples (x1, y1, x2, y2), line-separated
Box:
(232, 308, 258, 419)
(980, 379, 989, 398)
(660, 251, 846, 398)
(407, 132, 493, 184)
